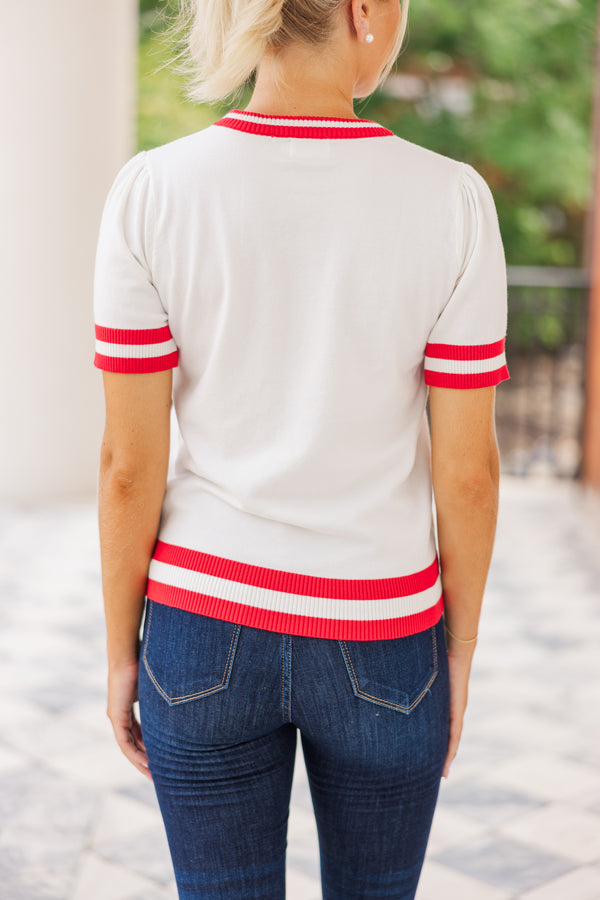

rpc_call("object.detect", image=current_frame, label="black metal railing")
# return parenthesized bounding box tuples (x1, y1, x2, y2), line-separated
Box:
(497, 266, 590, 478)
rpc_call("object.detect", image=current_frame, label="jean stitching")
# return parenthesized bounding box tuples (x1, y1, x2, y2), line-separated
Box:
(281, 634, 285, 723)
(339, 626, 438, 712)
(142, 597, 153, 659)
(288, 636, 292, 722)
(143, 604, 241, 705)
(223, 624, 240, 683)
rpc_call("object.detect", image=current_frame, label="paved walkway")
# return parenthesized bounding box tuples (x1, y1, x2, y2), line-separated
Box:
(1, 474, 599, 899)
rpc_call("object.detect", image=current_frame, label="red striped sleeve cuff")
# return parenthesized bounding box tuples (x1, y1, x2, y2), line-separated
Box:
(424, 338, 509, 388)
(94, 325, 179, 373)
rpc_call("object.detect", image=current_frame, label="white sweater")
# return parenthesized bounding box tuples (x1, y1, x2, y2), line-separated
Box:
(93, 107, 509, 641)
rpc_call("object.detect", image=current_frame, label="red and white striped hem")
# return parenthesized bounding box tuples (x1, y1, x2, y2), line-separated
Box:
(146, 540, 444, 640)
(424, 338, 509, 388)
(94, 325, 179, 373)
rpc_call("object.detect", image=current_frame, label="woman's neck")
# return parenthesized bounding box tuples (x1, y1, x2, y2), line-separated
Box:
(245, 52, 360, 120)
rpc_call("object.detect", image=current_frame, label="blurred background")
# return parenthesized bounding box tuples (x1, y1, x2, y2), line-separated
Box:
(1, 1, 600, 898)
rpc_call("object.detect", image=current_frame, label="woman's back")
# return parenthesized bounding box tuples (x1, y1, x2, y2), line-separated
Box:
(94, 107, 508, 640)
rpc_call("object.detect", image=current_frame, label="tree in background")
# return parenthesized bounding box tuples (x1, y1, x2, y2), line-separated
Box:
(138, 0, 597, 266)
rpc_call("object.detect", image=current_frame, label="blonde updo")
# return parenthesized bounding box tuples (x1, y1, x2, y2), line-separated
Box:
(163, 0, 409, 106)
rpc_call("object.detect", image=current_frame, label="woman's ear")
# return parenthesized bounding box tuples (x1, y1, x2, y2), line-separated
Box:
(350, 0, 372, 41)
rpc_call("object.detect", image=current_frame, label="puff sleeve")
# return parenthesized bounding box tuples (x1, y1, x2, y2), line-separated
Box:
(424, 162, 509, 388)
(93, 150, 179, 373)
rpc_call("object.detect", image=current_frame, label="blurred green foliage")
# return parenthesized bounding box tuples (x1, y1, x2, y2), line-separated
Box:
(138, 0, 597, 267)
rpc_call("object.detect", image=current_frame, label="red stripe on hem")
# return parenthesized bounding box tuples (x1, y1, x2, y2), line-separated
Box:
(152, 540, 439, 600)
(425, 338, 506, 361)
(425, 366, 510, 388)
(94, 351, 179, 373)
(146, 580, 445, 640)
(214, 117, 393, 139)
(95, 324, 174, 345)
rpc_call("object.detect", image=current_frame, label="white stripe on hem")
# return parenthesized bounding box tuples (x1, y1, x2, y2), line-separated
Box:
(147, 558, 442, 622)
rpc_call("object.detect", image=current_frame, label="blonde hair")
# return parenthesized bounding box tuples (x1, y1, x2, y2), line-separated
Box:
(162, 0, 410, 106)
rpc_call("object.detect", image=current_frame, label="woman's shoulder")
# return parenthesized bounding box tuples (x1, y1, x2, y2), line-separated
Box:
(144, 123, 224, 167)
(381, 130, 466, 180)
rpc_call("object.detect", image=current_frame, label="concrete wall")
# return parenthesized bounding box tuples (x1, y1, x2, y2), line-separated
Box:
(1, 1, 138, 502)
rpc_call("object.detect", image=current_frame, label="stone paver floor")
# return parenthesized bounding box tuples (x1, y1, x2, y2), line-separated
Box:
(1, 474, 599, 899)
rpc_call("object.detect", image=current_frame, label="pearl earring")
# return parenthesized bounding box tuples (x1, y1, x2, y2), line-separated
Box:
(365, 32, 374, 42)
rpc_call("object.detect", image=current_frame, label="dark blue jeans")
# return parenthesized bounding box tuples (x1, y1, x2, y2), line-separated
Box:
(138, 598, 450, 900)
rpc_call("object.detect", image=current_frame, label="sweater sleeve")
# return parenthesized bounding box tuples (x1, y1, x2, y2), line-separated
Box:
(93, 150, 179, 373)
(423, 162, 509, 388)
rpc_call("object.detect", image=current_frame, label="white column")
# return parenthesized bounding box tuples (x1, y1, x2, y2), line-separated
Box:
(0, 1, 138, 501)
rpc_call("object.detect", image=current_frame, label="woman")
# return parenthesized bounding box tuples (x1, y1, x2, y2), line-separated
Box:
(94, 0, 509, 894)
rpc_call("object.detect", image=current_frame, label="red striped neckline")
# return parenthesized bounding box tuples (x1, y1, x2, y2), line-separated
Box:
(213, 107, 393, 139)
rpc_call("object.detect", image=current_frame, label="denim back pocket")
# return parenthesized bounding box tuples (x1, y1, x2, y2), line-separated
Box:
(142, 599, 242, 707)
(338, 624, 438, 714)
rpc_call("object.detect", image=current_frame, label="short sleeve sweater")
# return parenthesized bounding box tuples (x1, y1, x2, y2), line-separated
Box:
(93, 107, 509, 641)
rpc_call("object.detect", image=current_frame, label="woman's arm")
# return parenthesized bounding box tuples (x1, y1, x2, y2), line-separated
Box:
(98, 368, 173, 777)
(429, 384, 500, 644)
(428, 384, 500, 776)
